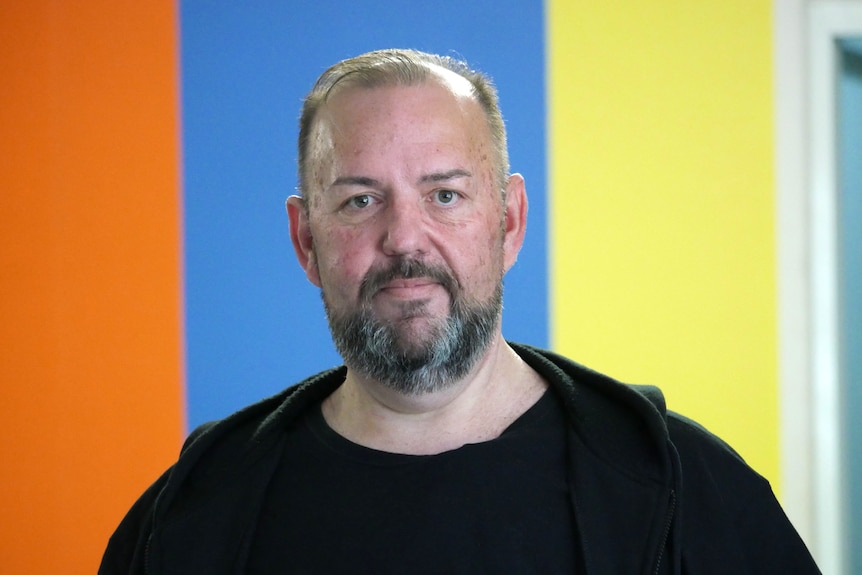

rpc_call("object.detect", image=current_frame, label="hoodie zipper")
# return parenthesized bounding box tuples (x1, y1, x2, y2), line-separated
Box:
(653, 489, 676, 575)
(144, 532, 153, 575)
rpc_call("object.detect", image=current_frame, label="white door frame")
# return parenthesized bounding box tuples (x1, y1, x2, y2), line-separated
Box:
(775, 1, 862, 573)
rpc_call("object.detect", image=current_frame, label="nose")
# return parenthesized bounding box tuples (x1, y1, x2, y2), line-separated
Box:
(381, 197, 429, 257)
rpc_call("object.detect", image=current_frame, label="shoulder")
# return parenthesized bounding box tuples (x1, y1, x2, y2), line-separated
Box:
(173, 366, 347, 485)
(664, 413, 820, 571)
(664, 411, 770, 512)
(666, 411, 749, 475)
(100, 366, 347, 573)
(510, 342, 674, 477)
(663, 410, 783, 525)
(509, 343, 819, 571)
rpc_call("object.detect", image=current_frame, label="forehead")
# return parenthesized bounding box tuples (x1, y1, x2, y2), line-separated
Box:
(302, 75, 497, 204)
(317, 78, 487, 148)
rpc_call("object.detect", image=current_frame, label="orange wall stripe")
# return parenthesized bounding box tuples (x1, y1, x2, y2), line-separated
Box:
(0, 3, 184, 573)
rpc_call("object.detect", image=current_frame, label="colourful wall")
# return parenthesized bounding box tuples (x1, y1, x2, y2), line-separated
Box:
(0, 3, 184, 573)
(179, 0, 547, 429)
(0, 1, 780, 572)
(549, 2, 778, 485)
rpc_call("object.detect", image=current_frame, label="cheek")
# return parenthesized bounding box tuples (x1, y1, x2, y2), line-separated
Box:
(452, 223, 505, 287)
(473, 211, 506, 255)
(313, 226, 372, 283)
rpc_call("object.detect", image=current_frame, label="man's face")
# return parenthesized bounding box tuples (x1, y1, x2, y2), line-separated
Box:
(289, 77, 525, 392)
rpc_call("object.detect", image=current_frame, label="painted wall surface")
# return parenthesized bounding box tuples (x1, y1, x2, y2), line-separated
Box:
(1, 1, 787, 573)
(549, 1, 779, 486)
(0, 3, 184, 574)
(180, 1, 547, 428)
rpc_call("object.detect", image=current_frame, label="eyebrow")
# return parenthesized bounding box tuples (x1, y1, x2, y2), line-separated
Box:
(330, 176, 381, 188)
(329, 169, 472, 190)
(419, 169, 472, 184)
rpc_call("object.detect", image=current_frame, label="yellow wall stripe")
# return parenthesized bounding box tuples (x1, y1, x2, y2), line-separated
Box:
(548, 1, 779, 488)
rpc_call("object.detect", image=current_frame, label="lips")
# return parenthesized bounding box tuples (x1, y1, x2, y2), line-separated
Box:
(378, 278, 440, 299)
(382, 278, 437, 290)
(358, 258, 459, 303)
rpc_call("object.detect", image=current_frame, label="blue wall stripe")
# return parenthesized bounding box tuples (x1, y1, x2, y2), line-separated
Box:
(180, 1, 547, 429)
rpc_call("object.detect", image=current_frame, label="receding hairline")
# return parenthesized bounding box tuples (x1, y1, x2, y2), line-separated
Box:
(323, 60, 476, 104)
(310, 78, 493, 200)
(297, 49, 510, 204)
(309, 50, 478, 102)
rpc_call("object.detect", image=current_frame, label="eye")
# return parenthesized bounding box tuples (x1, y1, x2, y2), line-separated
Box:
(433, 189, 459, 205)
(346, 194, 374, 209)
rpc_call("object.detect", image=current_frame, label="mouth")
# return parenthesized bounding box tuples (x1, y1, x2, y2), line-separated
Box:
(377, 278, 441, 300)
(359, 259, 458, 304)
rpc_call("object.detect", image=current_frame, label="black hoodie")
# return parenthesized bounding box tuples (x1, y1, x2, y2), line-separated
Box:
(100, 343, 819, 574)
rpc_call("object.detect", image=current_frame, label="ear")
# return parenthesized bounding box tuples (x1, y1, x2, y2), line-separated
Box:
(502, 173, 528, 272)
(286, 195, 322, 287)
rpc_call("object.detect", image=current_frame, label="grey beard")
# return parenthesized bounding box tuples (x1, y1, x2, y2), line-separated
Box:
(323, 259, 503, 395)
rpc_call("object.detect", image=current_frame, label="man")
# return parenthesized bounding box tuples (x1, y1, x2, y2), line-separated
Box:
(101, 49, 820, 574)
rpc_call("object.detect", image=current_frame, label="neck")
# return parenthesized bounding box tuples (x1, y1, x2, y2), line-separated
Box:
(321, 336, 547, 455)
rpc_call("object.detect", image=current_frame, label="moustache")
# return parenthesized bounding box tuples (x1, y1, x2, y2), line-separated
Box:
(358, 259, 459, 303)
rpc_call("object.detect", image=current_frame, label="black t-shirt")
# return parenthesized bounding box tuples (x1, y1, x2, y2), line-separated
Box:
(247, 389, 577, 574)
